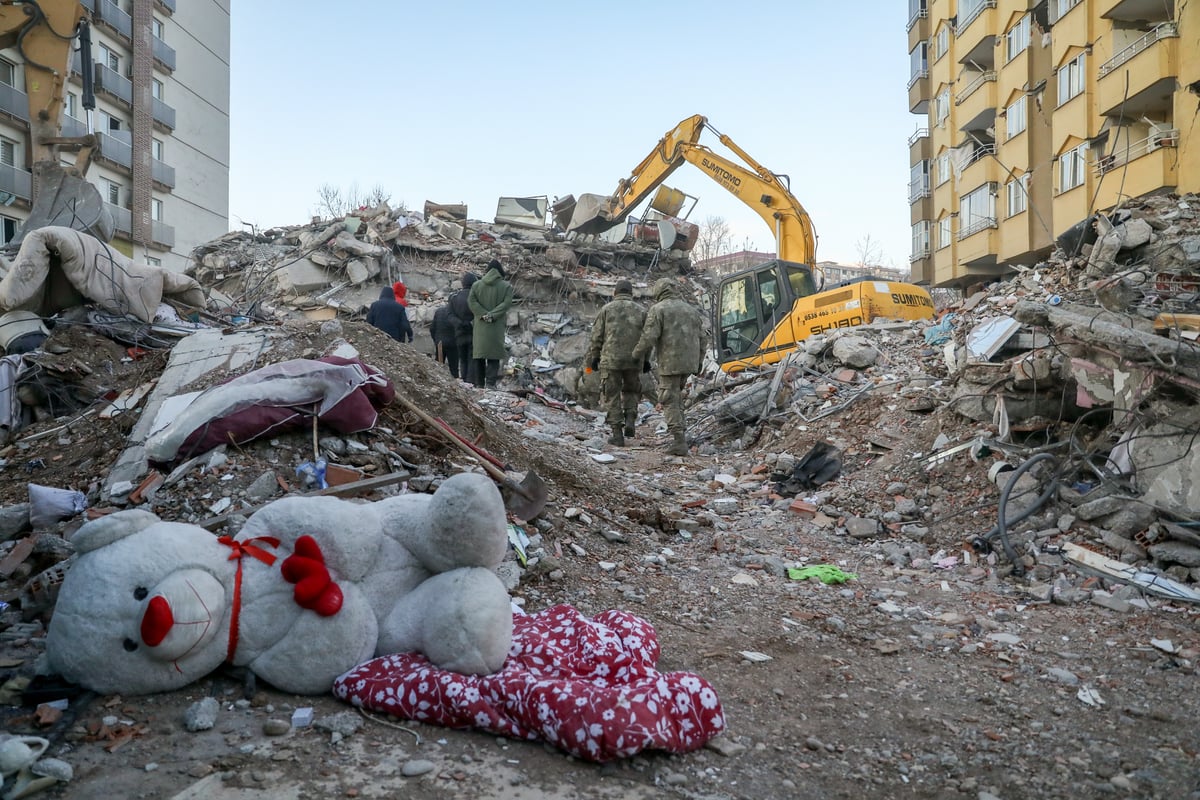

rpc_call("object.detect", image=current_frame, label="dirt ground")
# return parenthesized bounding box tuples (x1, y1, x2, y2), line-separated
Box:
(1, 322, 1198, 800)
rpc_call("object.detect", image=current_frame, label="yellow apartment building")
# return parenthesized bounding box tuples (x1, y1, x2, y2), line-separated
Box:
(907, 0, 1199, 288)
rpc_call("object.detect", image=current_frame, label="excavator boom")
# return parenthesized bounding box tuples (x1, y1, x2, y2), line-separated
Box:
(0, 0, 111, 248)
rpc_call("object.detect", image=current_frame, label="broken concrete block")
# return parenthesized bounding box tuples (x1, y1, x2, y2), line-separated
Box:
(0, 503, 31, 542)
(1075, 495, 1128, 521)
(831, 335, 879, 368)
(277, 258, 334, 293)
(345, 259, 372, 285)
(1148, 541, 1200, 568)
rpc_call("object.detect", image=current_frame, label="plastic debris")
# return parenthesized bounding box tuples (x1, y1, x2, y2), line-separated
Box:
(787, 565, 857, 584)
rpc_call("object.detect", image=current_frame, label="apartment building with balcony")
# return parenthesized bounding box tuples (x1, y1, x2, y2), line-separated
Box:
(907, 0, 1198, 288)
(0, 0, 229, 271)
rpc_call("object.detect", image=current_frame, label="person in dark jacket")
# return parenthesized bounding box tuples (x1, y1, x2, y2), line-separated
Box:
(448, 272, 479, 384)
(430, 304, 460, 378)
(366, 286, 413, 343)
(468, 259, 514, 388)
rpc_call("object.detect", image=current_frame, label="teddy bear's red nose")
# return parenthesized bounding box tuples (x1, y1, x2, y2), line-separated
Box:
(140, 596, 174, 647)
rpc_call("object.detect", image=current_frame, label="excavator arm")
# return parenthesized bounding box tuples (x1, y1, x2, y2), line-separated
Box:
(567, 114, 817, 265)
(0, 0, 111, 247)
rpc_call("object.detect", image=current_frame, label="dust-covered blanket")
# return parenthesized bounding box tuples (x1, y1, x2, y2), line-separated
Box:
(333, 605, 725, 762)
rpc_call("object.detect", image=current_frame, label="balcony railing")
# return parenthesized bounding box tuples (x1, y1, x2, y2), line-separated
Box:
(908, 128, 929, 147)
(94, 0, 133, 40)
(1094, 129, 1180, 174)
(152, 97, 175, 130)
(105, 202, 132, 236)
(957, 216, 998, 239)
(909, 246, 931, 262)
(962, 142, 996, 169)
(908, 176, 931, 203)
(96, 130, 133, 169)
(955, 70, 996, 104)
(908, 66, 929, 90)
(152, 220, 175, 248)
(957, 0, 996, 32)
(60, 114, 87, 137)
(0, 163, 33, 202)
(0, 82, 28, 121)
(95, 63, 133, 106)
(1099, 22, 1178, 77)
(151, 158, 175, 188)
(155, 0, 175, 14)
(153, 35, 176, 72)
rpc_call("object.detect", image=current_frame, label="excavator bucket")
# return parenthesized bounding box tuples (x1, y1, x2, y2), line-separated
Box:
(562, 193, 619, 236)
(8, 163, 114, 250)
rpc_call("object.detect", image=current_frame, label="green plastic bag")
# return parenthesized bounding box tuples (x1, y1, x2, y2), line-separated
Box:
(787, 564, 857, 584)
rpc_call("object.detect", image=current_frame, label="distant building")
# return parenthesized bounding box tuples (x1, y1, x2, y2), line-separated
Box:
(695, 251, 906, 284)
(907, 0, 1198, 288)
(0, 0, 229, 271)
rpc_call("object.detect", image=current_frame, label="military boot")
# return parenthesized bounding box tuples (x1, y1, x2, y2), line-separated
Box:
(665, 431, 688, 456)
(608, 425, 625, 446)
(623, 408, 636, 439)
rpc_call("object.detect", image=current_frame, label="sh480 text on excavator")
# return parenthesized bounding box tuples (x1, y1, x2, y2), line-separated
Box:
(560, 115, 935, 373)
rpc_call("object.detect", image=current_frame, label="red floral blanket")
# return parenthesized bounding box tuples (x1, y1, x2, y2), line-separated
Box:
(333, 605, 726, 762)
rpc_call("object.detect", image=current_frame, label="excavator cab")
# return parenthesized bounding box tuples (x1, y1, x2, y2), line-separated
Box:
(716, 261, 816, 364)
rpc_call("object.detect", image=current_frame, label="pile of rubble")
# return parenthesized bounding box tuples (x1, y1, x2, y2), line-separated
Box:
(0, 189, 1197, 796)
(189, 201, 702, 402)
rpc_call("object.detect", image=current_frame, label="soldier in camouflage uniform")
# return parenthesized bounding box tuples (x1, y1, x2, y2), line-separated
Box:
(584, 280, 647, 446)
(633, 278, 706, 456)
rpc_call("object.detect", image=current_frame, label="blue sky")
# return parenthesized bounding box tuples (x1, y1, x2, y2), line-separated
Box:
(229, 2, 920, 268)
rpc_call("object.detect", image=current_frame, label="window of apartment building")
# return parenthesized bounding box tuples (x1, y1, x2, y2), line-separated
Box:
(909, 42, 928, 88)
(936, 217, 953, 250)
(1057, 53, 1086, 106)
(1054, 0, 1082, 21)
(911, 221, 930, 259)
(151, 17, 164, 39)
(935, 152, 951, 186)
(103, 179, 123, 206)
(935, 89, 951, 127)
(64, 92, 78, 119)
(99, 44, 120, 73)
(1006, 173, 1030, 217)
(910, 160, 930, 202)
(1005, 97, 1027, 139)
(151, 79, 163, 100)
(0, 137, 16, 167)
(934, 25, 950, 61)
(100, 110, 123, 133)
(907, 0, 927, 28)
(0, 215, 17, 244)
(1058, 143, 1088, 192)
(960, 184, 996, 236)
(145, 256, 161, 267)
(152, 138, 164, 161)
(151, 198, 163, 221)
(0, 58, 15, 88)
(1005, 15, 1030, 62)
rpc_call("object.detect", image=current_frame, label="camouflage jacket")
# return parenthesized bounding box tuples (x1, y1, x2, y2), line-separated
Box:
(633, 282, 706, 375)
(585, 295, 646, 370)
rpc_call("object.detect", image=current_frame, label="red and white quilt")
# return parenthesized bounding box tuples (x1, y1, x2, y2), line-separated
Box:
(333, 605, 726, 762)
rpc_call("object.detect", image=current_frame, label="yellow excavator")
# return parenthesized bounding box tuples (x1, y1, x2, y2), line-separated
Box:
(563, 114, 935, 373)
(0, 0, 112, 248)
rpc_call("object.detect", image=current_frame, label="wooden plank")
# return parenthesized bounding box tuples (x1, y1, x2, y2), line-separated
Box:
(196, 469, 411, 530)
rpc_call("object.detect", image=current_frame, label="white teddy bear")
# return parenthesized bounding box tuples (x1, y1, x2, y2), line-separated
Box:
(44, 473, 514, 695)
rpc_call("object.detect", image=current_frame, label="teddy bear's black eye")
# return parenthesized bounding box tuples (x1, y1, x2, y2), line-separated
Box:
(133, 587, 148, 601)
(123, 638, 138, 652)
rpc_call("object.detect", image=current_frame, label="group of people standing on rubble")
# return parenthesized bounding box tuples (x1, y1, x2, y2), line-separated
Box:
(375, 258, 705, 457)
(585, 278, 706, 457)
(429, 259, 513, 390)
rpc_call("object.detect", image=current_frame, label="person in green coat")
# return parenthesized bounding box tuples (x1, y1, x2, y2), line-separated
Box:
(468, 259, 514, 388)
